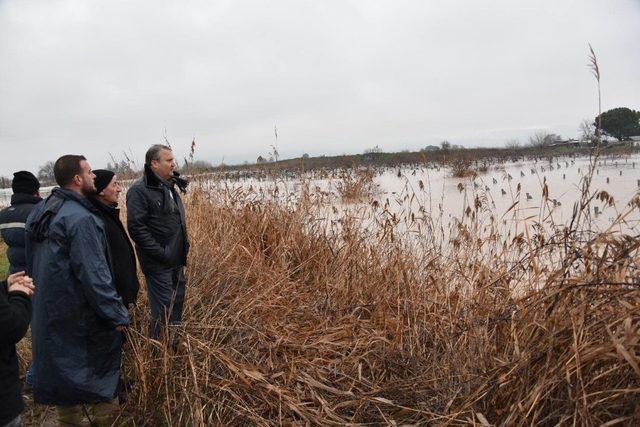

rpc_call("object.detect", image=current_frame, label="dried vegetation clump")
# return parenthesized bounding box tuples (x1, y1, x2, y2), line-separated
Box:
(450, 159, 476, 178)
(335, 168, 379, 202)
(119, 161, 640, 425)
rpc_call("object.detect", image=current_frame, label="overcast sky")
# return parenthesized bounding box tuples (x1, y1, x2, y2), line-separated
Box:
(1, 0, 639, 176)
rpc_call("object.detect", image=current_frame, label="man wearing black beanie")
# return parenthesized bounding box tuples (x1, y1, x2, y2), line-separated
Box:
(89, 170, 140, 308)
(0, 171, 42, 274)
(0, 171, 42, 396)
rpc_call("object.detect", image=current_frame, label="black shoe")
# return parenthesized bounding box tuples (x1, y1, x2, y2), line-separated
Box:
(118, 387, 128, 404)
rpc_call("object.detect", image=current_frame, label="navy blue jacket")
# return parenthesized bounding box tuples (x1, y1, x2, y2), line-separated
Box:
(25, 188, 129, 405)
(0, 193, 42, 274)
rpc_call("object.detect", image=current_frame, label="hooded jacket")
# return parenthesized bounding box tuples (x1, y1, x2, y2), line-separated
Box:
(25, 188, 129, 405)
(0, 193, 42, 274)
(89, 197, 140, 306)
(126, 165, 189, 271)
(0, 280, 32, 425)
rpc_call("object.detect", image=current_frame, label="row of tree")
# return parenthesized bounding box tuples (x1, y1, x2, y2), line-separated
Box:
(506, 106, 640, 149)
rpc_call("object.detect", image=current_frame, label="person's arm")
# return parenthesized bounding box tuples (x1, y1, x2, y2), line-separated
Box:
(0, 275, 33, 346)
(69, 216, 129, 329)
(126, 186, 168, 262)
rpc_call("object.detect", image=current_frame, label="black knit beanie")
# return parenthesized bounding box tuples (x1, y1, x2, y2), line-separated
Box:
(94, 169, 115, 194)
(12, 171, 40, 195)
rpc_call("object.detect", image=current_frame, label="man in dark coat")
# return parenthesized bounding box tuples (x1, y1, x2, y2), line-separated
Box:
(0, 271, 35, 427)
(126, 144, 189, 346)
(0, 171, 42, 274)
(89, 170, 140, 307)
(26, 155, 129, 426)
(0, 171, 41, 391)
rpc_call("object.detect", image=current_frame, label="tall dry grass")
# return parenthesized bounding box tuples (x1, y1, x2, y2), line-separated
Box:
(116, 160, 640, 425)
(335, 168, 379, 202)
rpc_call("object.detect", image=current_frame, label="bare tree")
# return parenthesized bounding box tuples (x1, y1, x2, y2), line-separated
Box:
(528, 132, 545, 148)
(0, 176, 10, 189)
(578, 119, 596, 143)
(37, 161, 55, 184)
(528, 131, 560, 148)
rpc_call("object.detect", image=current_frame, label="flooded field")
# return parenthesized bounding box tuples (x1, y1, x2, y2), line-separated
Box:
(195, 152, 640, 236)
(3, 152, 639, 235)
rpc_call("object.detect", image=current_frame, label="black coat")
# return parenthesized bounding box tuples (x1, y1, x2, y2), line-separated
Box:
(89, 197, 140, 306)
(0, 193, 42, 274)
(126, 165, 189, 272)
(0, 280, 32, 425)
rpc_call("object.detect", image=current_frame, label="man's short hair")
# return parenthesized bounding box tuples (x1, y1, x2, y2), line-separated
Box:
(145, 144, 172, 166)
(54, 155, 87, 187)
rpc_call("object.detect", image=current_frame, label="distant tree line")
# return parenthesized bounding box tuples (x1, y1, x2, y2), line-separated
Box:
(507, 106, 639, 149)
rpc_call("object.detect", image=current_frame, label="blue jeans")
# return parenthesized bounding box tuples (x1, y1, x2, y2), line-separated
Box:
(25, 365, 33, 386)
(143, 266, 186, 345)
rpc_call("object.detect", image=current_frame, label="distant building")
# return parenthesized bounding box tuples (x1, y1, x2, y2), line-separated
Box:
(606, 138, 635, 148)
(256, 156, 267, 164)
(549, 138, 580, 148)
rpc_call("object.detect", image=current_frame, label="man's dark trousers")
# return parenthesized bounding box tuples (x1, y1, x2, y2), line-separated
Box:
(144, 266, 186, 341)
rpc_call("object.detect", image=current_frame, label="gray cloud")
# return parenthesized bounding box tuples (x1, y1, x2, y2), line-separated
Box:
(1, 0, 639, 175)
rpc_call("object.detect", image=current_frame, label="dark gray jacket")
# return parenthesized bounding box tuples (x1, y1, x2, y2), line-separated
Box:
(0, 193, 42, 274)
(126, 165, 189, 271)
(26, 188, 129, 405)
(0, 280, 32, 425)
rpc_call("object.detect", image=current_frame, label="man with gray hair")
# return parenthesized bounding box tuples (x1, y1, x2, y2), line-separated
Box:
(126, 145, 189, 348)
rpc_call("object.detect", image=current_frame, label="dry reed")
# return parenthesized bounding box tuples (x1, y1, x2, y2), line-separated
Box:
(112, 168, 640, 425)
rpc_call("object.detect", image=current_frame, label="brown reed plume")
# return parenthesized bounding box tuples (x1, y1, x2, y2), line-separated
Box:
(588, 43, 602, 143)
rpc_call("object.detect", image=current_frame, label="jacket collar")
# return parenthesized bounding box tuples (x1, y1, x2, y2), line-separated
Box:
(143, 164, 164, 189)
(53, 187, 98, 213)
(27, 188, 95, 242)
(88, 196, 121, 222)
(143, 164, 188, 194)
(11, 193, 42, 206)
